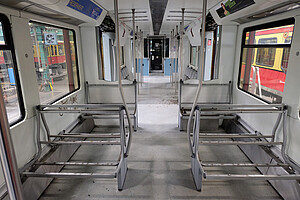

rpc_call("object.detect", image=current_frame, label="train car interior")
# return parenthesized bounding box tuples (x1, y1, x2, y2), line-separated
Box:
(0, 0, 299, 199)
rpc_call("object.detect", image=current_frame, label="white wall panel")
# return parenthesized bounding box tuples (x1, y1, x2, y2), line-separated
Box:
(11, 16, 40, 118)
(218, 25, 237, 83)
(80, 26, 99, 83)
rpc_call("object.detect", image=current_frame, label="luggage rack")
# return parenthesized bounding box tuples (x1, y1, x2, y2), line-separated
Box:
(22, 104, 130, 191)
(85, 81, 138, 131)
(188, 104, 300, 191)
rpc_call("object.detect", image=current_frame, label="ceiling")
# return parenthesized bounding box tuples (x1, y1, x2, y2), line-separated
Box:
(0, 0, 86, 25)
(99, 0, 223, 35)
(95, 0, 154, 35)
(0, 0, 300, 37)
(159, 0, 221, 35)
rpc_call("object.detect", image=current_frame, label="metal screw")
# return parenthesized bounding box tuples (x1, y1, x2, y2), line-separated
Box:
(296, 52, 299, 56)
(25, 53, 28, 58)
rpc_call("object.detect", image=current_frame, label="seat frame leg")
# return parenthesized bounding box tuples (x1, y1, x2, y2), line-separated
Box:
(117, 157, 128, 191)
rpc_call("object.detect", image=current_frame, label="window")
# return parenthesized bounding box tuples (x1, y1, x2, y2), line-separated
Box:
(29, 22, 80, 104)
(144, 38, 148, 58)
(238, 18, 294, 103)
(164, 38, 169, 58)
(256, 38, 277, 66)
(281, 37, 291, 74)
(0, 14, 25, 125)
(190, 46, 197, 67)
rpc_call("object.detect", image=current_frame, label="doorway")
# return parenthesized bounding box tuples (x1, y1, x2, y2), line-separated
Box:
(149, 38, 163, 73)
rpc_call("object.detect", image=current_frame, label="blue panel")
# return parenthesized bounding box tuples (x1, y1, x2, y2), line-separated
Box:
(136, 59, 142, 73)
(67, 0, 103, 20)
(164, 59, 171, 76)
(7, 68, 15, 85)
(142, 59, 149, 76)
(173, 58, 179, 73)
(136, 59, 149, 76)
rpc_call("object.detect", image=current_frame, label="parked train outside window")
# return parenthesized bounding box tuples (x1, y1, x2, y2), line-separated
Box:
(0, 14, 25, 125)
(238, 18, 294, 104)
(29, 22, 79, 104)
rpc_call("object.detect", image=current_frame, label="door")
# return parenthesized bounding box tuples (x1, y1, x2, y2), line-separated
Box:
(150, 38, 163, 72)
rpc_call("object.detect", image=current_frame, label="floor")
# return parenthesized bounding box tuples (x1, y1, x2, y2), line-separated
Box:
(40, 75, 281, 200)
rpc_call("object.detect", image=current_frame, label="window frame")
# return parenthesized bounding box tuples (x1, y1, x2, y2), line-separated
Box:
(237, 18, 295, 104)
(29, 21, 81, 105)
(0, 13, 25, 126)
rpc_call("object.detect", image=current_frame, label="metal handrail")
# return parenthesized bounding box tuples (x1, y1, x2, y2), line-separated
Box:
(186, 0, 207, 155)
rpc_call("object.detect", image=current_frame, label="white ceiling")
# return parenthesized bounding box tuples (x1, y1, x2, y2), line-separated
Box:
(95, 0, 222, 36)
(95, 0, 154, 35)
(2, 0, 298, 36)
(160, 0, 221, 35)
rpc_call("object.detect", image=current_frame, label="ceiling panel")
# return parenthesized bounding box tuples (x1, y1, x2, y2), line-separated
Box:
(95, 0, 153, 35)
(160, 0, 221, 35)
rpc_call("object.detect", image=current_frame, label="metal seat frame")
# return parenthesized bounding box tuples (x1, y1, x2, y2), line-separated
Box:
(189, 104, 300, 191)
(85, 81, 138, 131)
(178, 81, 233, 130)
(22, 104, 130, 191)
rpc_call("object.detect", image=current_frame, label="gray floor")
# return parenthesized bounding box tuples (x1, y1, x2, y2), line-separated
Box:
(40, 75, 281, 200)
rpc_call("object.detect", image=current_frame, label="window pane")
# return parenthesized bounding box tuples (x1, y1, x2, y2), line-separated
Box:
(165, 38, 169, 58)
(245, 24, 294, 45)
(0, 22, 5, 45)
(239, 47, 289, 103)
(255, 48, 276, 66)
(0, 50, 21, 123)
(29, 23, 79, 104)
(69, 31, 79, 90)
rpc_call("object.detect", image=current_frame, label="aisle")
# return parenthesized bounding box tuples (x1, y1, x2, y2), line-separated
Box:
(40, 75, 281, 200)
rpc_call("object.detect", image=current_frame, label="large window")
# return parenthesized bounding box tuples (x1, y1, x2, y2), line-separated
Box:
(29, 22, 79, 104)
(238, 18, 294, 103)
(0, 14, 25, 125)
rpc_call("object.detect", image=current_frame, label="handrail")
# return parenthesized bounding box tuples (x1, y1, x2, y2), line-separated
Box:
(187, 0, 207, 155)
(0, 79, 24, 199)
(114, 0, 133, 157)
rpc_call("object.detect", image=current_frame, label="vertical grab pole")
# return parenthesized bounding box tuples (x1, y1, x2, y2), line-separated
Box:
(136, 25, 140, 94)
(140, 31, 144, 86)
(114, 0, 133, 156)
(175, 25, 179, 92)
(179, 8, 185, 81)
(0, 84, 24, 199)
(187, 0, 207, 154)
(170, 30, 173, 84)
(132, 9, 136, 81)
